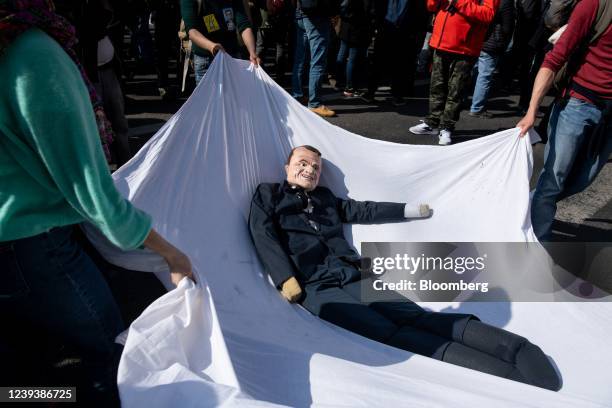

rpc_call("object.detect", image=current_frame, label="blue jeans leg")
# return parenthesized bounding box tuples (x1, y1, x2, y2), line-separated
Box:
(292, 18, 308, 99)
(531, 98, 603, 240)
(1, 226, 125, 403)
(335, 40, 348, 88)
(470, 51, 499, 113)
(302, 16, 330, 108)
(345, 47, 364, 90)
(193, 54, 212, 85)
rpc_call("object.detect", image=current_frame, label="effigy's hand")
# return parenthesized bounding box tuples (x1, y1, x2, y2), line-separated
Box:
(404, 204, 433, 219)
(281, 277, 302, 302)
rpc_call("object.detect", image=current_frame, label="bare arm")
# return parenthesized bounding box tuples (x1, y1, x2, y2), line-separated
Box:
(241, 27, 260, 65)
(143, 228, 195, 285)
(516, 67, 555, 137)
(188, 28, 225, 55)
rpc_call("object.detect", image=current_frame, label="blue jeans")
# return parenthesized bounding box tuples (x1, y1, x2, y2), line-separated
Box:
(292, 16, 330, 108)
(336, 40, 366, 90)
(130, 12, 154, 65)
(194, 49, 240, 85)
(470, 51, 499, 113)
(0, 225, 124, 404)
(531, 97, 611, 240)
(193, 54, 212, 85)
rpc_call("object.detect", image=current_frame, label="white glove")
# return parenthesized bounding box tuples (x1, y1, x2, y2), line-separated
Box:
(404, 204, 432, 218)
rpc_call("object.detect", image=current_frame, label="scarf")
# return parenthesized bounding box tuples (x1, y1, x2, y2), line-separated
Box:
(0, 0, 114, 161)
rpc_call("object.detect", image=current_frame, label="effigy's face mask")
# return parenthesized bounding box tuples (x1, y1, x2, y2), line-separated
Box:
(285, 148, 322, 191)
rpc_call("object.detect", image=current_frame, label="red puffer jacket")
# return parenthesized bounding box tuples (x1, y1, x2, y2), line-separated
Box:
(428, 0, 500, 57)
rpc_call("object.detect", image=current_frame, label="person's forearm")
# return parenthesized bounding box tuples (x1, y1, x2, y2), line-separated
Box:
(143, 228, 179, 259)
(241, 27, 257, 56)
(143, 228, 195, 284)
(527, 67, 555, 116)
(188, 28, 217, 53)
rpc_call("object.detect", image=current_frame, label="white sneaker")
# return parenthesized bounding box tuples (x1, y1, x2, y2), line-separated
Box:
(409, 120, 439, 135)
(438, 129, 452, 145)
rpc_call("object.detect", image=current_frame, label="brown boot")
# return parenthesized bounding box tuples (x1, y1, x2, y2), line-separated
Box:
(309, 105, 336, 117)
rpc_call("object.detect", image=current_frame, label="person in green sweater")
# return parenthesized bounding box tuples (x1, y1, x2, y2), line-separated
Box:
(0, 1, 194, 405)
(181, 0, 260, 83)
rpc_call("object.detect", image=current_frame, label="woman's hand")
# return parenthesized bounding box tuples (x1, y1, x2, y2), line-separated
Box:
(165, 249, 194, 286)
(143, 229, 195, 285)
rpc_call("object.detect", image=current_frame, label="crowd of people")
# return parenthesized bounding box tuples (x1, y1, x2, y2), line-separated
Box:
(1, 0, 610, 405)
(38, 0, 608, 145)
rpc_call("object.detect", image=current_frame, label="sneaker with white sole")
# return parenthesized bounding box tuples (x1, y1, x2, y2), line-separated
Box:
(438, 129, 452, 145)
(409, 120, 439, 135)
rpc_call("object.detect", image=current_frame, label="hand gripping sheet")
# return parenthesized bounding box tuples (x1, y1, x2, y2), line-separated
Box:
(84, 54, 612, 407)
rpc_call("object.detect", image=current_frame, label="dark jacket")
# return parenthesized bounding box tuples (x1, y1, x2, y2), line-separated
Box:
(372, 0, 429, 33)
(249, 182, 406, 288)
(482, 0, 516, 55)
(514, 0, 543, 48)
(180, 0, 251, 57)
(338, 0, 374, 47)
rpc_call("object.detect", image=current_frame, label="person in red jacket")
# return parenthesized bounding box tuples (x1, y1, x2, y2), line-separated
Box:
(409, 0, 499, 145)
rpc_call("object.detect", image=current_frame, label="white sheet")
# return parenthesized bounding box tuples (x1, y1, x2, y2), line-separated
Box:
(86, 54, 612, 407)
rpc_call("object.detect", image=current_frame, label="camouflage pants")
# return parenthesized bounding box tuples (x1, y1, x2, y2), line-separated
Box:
(426, 50, 476, 131)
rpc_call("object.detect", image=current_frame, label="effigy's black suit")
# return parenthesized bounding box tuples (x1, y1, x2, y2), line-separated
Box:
(248, 181, 561, 390)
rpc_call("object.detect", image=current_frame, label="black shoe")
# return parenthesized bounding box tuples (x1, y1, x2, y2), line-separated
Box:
(360, 92, 375, 103)
(391, 96, 406, 107)
(514, 342, 562, 391)
(343, 88, 357, 97)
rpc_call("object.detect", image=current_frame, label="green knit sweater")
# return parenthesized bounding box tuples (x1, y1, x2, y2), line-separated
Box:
(0, 29, 151, 250)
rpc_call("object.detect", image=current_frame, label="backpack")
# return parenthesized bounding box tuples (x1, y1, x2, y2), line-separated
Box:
(544, 0, 579, 31)
(553, 0, 612, 92)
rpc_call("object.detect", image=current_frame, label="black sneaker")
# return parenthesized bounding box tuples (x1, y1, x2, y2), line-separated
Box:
(392, 96, 406, 107)
(360, 92, 375, 103)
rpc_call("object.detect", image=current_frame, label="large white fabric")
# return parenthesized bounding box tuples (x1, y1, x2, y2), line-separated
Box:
(86, 54, 612, 407)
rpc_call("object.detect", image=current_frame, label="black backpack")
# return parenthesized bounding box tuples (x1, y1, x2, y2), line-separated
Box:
(544, 0, 579, 31)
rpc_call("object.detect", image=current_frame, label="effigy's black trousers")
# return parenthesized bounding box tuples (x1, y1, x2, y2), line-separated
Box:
(301, 278, 561, 391)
